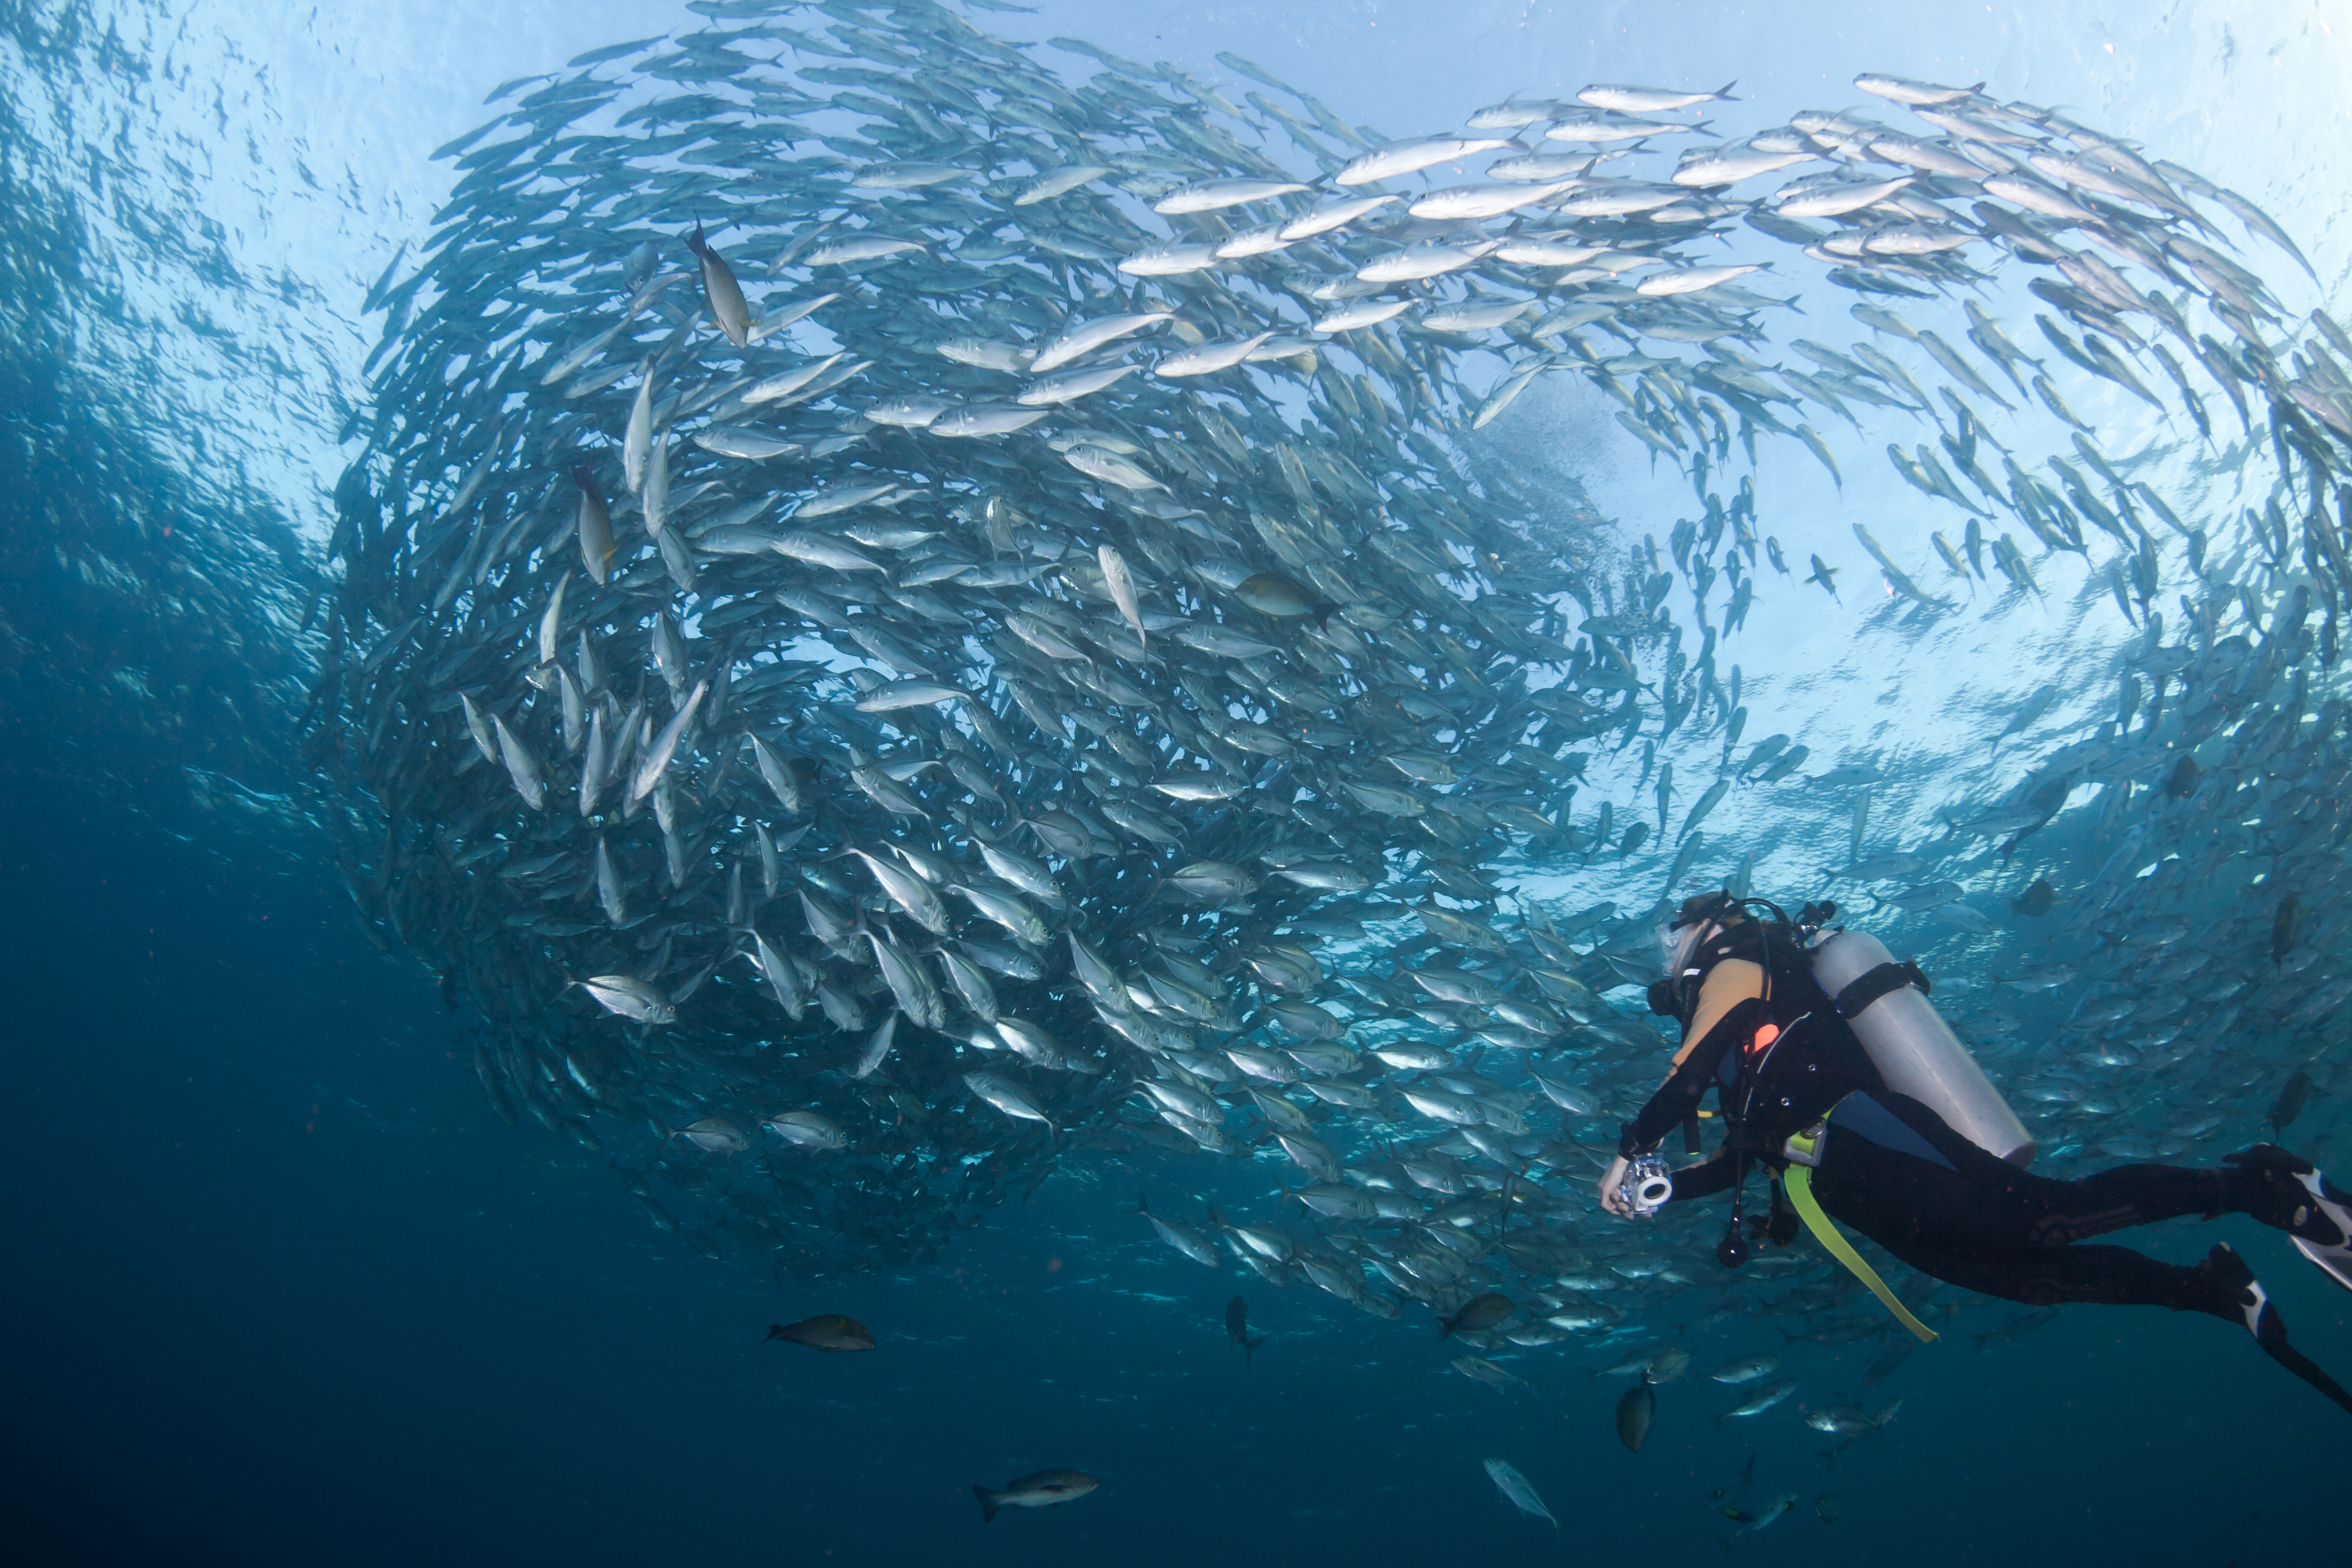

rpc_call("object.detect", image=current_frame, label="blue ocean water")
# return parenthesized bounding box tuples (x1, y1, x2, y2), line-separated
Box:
(5, 1, 2349, 1563)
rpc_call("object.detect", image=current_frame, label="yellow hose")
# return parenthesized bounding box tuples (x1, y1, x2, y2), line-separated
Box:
(1782, 1142, 1939, 1344)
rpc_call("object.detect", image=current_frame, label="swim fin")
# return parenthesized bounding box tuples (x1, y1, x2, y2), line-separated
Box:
(2203, 1242, 2352, 1416)
(2224, 1145, 2352, 1295)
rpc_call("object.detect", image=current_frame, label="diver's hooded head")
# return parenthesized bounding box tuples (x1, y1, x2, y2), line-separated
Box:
(1649, 891, 1748, 1023)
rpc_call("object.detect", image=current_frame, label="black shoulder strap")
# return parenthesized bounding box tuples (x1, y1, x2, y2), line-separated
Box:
(1832, 959, 1931, 1019)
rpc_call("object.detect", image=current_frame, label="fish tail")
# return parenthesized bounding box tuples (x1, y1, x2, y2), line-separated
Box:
(972, 1485, 1000, 1524)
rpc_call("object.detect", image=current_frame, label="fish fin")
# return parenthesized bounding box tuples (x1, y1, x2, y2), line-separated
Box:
(1717, 81, 1740, 100)
(972, 1485, 1000, 1524)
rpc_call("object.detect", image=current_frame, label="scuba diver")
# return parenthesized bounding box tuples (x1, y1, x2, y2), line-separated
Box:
(1598, 892, 2352, 1414)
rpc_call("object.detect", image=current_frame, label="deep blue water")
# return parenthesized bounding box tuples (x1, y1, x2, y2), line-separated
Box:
(7, 765, 2343, 1563)
(6, 1, 2352, 1563)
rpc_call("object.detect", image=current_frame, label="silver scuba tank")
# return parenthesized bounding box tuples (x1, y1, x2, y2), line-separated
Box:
(1809, 929, 2036, 1167)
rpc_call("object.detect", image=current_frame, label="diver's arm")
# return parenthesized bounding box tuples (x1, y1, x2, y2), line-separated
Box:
(1603, 959, 1768, 1215)
(1661, 1151, 1738, 1202)
(1617, 994, 1764, 1158)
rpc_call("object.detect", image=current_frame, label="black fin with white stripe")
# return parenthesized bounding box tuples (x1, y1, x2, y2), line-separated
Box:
(2223, 1145, 2352, 1295)
(2203, 1243, 2352, 1416)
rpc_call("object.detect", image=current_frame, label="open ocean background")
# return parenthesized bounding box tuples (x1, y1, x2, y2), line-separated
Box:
(4, 2, 2347, 1563)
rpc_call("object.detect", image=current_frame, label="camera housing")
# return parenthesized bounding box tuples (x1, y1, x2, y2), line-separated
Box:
(1620, 1154, 1674, 1216)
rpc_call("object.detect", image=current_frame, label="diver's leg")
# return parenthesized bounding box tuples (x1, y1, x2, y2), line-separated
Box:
(1842, 1186, 2352, 1417)
(1866, 1231, 2202, 1309)
(1807, 1097, 2112, 1255)
(2016, 1161, 2230, 1243)
(1877, 1093, 2352, 1274)
(1857, 1091, 2230, 1243)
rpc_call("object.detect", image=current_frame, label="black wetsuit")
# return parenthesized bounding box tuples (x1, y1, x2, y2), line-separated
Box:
(1620, 914, 2285, 1328)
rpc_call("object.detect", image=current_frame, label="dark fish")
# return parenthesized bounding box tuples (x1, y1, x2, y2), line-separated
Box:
(685, 218, 751, 349)
(1440, 1291, 1515, 1337)
(569, 464, 614, 585)
(973, 1468, 1098, 1523)
(764, 1314, 876, 1353)
(2271, 1068, 2316, 1138)
(1805, 554, 1841, 601)
(2013, 875, 2056, 917)
(1816, 1493, 1841, 1524)
(1226, 1295, 1266, 1370)
(2164, 753, 2201, 798)
(1616, 1381, 1657, 1450)
(1859, 1338, 1916, 1387)
(1710, 1450, 1757, 1501)
(2272, 895, 2301, 965)
(1233, 572, 1339, 629)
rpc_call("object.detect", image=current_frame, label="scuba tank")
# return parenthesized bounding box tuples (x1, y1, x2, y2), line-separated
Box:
(1809, 928, 2036, 1167)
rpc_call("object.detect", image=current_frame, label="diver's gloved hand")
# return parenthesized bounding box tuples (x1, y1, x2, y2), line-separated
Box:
(1599, 1155, 1634, 1218)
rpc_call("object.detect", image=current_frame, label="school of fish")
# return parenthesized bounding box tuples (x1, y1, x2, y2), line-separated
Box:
(280, 0, 2352, 1454)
